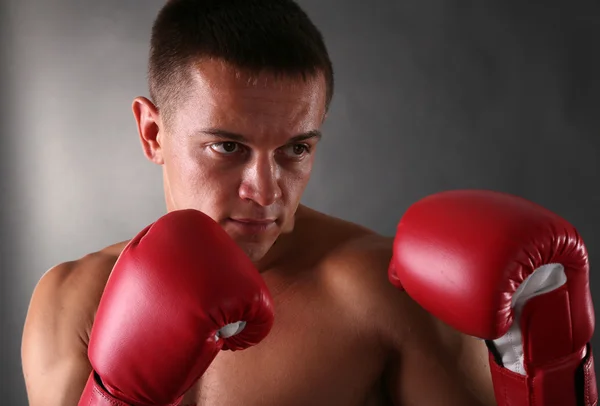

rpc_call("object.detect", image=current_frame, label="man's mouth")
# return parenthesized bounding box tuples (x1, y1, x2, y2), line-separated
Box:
(230, 218, 277, 224)
(226, 218, 278, 234)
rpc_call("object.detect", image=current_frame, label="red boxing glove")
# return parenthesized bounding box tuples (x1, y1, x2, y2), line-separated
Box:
(78, 209, 274, 406)
(389, 190, 597, 406)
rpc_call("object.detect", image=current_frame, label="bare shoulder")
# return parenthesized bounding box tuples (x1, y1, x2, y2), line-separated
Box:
(294, 206, 400, 330)
(294, 204, 394, 255)
(26, 240, 129, 337)
(296, 208, 495, 404)
(22, 240, 129, 404)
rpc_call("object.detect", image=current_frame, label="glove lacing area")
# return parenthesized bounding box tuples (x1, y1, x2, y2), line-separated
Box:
(215, 321, 247, 340)
(491, 263, 571, 375)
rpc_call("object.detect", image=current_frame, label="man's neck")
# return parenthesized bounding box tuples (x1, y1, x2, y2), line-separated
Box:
(255, 229, 294, 272)
(254, 205, 308, 272)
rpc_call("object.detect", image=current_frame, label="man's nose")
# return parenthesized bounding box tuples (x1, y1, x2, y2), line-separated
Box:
(238, 156, 282, 207)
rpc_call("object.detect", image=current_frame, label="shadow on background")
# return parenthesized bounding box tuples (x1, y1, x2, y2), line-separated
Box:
(0, 0, 21, 402)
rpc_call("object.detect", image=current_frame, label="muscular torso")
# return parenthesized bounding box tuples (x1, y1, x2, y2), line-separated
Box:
(183, 267, 390, 405)
(84, 207, 395, 406)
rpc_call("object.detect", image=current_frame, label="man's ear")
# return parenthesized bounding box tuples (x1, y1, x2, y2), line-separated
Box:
(132, 96, 164, 165)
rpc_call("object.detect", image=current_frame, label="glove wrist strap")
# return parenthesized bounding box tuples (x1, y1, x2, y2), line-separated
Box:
(488, 343, 597, 406)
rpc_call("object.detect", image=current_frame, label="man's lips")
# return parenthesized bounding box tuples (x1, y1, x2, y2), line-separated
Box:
(230, 218, 277, 224)
(226, 218, 277, 234)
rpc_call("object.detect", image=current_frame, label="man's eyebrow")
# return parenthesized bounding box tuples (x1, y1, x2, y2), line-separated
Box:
(289, 130, 322, 143)
(198, 129, 248, 142)
(197, 128, 322, 143)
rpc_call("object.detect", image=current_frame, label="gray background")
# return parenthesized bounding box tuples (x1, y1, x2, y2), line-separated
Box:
(2, 0, 599, 404)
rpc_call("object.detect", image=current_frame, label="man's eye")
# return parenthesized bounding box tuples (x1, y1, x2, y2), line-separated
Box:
(210, 142, 240, 154)
(281, 143, 310, 158)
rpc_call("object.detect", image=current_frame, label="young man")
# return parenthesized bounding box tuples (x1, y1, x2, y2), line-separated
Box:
(21, 1, 595, 405)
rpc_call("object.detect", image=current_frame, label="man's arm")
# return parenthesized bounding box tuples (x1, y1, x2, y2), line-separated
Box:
(383, 293, 497, 406)
(22, 255, 111, 406)
(332, 234, 496, 405)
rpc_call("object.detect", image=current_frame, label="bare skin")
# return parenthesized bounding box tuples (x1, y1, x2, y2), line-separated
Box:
(22, 60, 497, 406)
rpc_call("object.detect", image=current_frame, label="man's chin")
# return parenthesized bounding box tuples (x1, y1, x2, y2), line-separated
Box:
(219, 219, 285, 262)
(235, 240, 274, 263)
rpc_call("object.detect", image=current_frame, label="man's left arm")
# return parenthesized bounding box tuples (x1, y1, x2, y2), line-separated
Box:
(340, 235, 496, 405)
(380, 291, 497, 406)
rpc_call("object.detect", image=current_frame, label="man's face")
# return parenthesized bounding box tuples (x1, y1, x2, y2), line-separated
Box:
(136, 60, 327, 261)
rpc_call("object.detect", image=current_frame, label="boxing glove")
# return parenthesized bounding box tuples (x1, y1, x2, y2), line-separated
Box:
(78, 209, 274, 406)
(389, 190, 597, 406)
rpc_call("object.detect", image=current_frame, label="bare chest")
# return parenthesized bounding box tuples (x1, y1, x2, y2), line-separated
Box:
(181, 276, 390, 406)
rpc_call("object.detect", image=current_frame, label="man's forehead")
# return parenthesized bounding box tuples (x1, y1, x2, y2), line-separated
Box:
(177, 62, 325, 121)
(189, 58, 327, 96)
(168, 62, 326, 138)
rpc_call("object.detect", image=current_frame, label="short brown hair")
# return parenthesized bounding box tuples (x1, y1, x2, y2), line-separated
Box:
(148, 0, 334, 121)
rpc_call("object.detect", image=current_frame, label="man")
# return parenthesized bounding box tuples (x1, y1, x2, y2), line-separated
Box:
(20, 1, 594, 405)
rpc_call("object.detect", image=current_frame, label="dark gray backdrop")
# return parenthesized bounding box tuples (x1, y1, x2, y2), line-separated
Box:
(2, 0, 599, 404)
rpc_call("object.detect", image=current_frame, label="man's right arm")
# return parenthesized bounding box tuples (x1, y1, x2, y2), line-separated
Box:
(22, 256, 111, 406)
